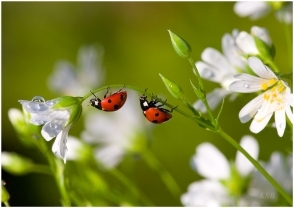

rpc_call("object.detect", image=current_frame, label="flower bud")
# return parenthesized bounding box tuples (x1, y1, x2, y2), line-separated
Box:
(159, 73, 185, 100)
(1, 181, 10, 204)
(251, 26, 275, 59)
(1, 152, 34, 175)
(168, 30, 191, 59)
(52, 96, 83, 126)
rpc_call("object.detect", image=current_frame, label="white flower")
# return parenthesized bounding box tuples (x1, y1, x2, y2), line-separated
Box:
(245, 152, 293, 205)
(181, 135, 260, 206)
(81, 92, 151, 169)
(234, 2, 292, 24)
(18, 96, 83, 163)
(229, 57, 293, 137)
(48, 45, 105, 96)
(236, 26, 273, 58)
(193, 30, 247, 113)
(234, 1, 271, 20)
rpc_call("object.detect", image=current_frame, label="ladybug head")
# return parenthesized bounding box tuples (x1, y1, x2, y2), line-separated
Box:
(139, 94, 150, 111)
(90, 97, 102, 110)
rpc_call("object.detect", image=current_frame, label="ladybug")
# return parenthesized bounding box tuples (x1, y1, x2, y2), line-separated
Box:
(90, 87, 127, 111)
(139, 92, 177, 124)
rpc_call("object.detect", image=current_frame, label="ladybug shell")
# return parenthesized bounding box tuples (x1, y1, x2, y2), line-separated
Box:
(101, 91, 127, 111)
(143, 107, 172, 124)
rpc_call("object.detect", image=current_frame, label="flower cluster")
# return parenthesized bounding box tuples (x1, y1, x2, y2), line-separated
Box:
(193, 25, 293, 137)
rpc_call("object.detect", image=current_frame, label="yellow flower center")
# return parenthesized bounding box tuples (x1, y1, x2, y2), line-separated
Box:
(260, 78, 277, 91)
(262, 81, 286, 105)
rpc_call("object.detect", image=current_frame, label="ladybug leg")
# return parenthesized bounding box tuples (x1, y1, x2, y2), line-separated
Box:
(117, 84, 126, 93)
(170, 105, 178, 113)
(104, 87, 111, 98)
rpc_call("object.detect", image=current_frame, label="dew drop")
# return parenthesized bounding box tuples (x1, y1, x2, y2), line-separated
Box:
(243, 83, 250, 88)
(49, 123, 58, 129)
(279, 123, 284, 129)
(46, 100, 56, 106)
(49, 133, 56, 137)
(32, 96, 45, 103)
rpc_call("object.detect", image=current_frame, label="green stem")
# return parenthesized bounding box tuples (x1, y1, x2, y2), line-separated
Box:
(3, 202, 10, 207)
(31, 164, 52, 175)
(82, 84, 214, 130)
(109, 168, 154, 206)
(36, 139, 71, 206)
(282, 19, 292, 67)
(217, 128, 292, 205)
(141, 149, 182, 198)
(188, 57, 216, 125)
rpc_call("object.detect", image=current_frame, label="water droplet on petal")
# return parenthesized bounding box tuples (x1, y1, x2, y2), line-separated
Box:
(49, 123, 58, 129)
(279, 123, 284, 129)
(32, 96, 45, 103)
(49, 133, 56, 137)
(46, 100, 57, 106)
(243, 83, 250, 88)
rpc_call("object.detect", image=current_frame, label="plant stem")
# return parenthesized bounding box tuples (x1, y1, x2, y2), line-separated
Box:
(217, 128, 292, 205)
(141, 149, 182, 198)
(36, 139, 71, 206)
(31, 164, 52, 175)
(188, 57, 216, 125)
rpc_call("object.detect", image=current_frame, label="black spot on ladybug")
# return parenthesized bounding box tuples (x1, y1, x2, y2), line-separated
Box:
(114, 104, 119, 109)
(120, 95, 124, 100)
(152, 120, 158, 123)
(155, 113, 159, 117)
(108, 99, 112, 103)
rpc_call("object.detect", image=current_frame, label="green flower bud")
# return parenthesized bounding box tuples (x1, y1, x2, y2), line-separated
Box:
(52, 96, 83, 126)
(159, 73, 185, 100)
(168, 30, 191, 59)
(1, 152, 34, 175)
(251, 26, 275, 60)
(1, 181, 10, 204)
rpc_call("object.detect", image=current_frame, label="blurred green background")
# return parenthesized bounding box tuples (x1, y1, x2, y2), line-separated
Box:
(2, 2, 292, 206)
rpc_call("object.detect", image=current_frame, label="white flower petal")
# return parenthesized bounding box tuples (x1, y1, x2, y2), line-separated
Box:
(275, 108, 286, 137)
(41, 119, 67, 141)
(201, 48, 235, 74)
(52, 126, 70, 164)
(193, 88, 232, 113)
(94, 145, 125, 169)
(248, 57, 277, 79)
(234, 2, 270, 19)
(285, 87, 293, 107)
(181, 180, 231, 207)
(19, 100, 50, 113)
(239, 93, 264, 123)
(236, 32, 259, 54)
(192, 143, 230, 180)
(250, 112, 273, 134)
(285, 104, 293, 124)
(251, 26, 272, 46)
(235, 135, 259, 176)
(229, 80, 263, 93)
(222, 32, 246, 70)
(234, 73, 267, 83)
(195, 62, 224, 83)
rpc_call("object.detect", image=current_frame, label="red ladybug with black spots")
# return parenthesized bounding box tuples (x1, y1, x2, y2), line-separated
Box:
(139, 92, 176, 124)
(90, 87, 127, 111)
